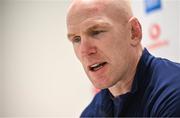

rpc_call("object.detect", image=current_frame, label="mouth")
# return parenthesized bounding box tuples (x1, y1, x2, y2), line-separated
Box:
(89, 62, 107, 72)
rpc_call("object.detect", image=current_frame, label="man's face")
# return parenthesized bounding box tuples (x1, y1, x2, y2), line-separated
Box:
(67, 2, 134, 89)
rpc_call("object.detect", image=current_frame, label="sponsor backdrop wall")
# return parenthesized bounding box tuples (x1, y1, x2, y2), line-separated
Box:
(132, 0, 180, 62)
(0, 0, 179, 117)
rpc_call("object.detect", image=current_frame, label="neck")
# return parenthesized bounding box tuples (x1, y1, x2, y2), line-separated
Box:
(108, 71, 135, 97)
(109, 46, 143, 97)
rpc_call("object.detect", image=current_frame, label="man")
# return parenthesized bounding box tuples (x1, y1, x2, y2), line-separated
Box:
(66, 0, 180, 117)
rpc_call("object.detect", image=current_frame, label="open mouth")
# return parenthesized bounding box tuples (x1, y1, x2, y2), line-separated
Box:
(89, 62, 107, 72)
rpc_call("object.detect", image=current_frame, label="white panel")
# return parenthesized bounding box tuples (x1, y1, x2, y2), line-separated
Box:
(0, 0, 3, 115)
(1, 0, 92, 117)
(179, 1, 180, 61)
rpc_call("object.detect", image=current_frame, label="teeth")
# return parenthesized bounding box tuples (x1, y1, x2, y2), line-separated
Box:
(91, 63, 101, 68)
(89, 62, 107, 71)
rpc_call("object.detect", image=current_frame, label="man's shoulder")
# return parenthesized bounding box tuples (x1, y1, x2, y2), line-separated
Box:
(153, 57, 180, 71)
(148, 56, 180, 91)
(141, 49, 180, 75)
(145, 54, 180, 77)
(144, 56, 180, 116)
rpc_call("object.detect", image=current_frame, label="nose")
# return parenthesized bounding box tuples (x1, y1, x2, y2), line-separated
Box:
(80, 39, 97, 57)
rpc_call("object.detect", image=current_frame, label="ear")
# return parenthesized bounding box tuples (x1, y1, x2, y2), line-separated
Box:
(129, 17, 142, 46)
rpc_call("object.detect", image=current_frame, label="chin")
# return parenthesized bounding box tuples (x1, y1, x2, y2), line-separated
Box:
(93, 81, 113, 90)
(94, 85, 107, 90)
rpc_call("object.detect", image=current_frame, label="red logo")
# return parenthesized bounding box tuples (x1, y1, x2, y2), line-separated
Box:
(149, 24, 161, 40)
(147, 23, 169, 50)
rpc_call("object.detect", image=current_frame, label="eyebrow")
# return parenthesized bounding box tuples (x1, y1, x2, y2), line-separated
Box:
(67, 22, 111, 40)
(86, 22, 110, 31)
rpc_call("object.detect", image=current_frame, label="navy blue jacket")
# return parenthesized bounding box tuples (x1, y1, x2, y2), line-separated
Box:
(81, 48, 180, 117)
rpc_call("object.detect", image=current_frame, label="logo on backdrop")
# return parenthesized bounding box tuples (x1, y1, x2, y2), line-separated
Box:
(144, 0, 162, 13)
(147, 23, 169, 50)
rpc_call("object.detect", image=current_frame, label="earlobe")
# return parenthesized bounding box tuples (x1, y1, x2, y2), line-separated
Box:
(129, 17, 142, 46)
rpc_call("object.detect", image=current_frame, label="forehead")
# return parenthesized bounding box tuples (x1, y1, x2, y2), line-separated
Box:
(66, 1, 116, 34)
(67, 16, 112, 38)
(66, 0, 129, 29)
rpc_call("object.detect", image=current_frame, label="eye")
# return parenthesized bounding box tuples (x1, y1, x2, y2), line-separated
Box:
(91, 30, 105, 36)
(72, 36, 81, 43)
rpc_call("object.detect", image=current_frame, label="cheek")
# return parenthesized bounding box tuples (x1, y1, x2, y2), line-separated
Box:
(110, 44, 129, 68)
